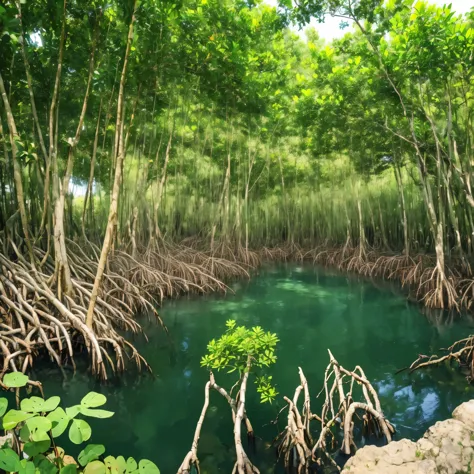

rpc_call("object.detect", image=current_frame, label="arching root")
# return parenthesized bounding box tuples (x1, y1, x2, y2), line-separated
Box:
(1, 236, 251, 379)
(276, 352, 393, 472)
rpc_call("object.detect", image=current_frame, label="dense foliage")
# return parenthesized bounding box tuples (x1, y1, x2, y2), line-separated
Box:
(201, 319, 279, 403)
(1, 0, 473, 253)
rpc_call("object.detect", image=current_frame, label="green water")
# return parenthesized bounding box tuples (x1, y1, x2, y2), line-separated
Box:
(32, 264, 474, 473)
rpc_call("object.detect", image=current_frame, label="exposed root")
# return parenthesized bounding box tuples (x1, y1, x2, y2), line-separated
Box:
(404, 336, 474, 381)
(304, 244, 471, 311)
(275, 368, 314, 473)
(177, 369, 258, 474)
(276, 351, 393, 472)
(177, 381, 211, 474)
(0, 236, 250, 378)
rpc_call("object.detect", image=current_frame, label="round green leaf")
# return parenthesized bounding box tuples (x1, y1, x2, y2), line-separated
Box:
(3, 410, 33, 430)
(3, 372, 29, 388)
(138, 460, 160, 474)
(78, 444, 105, 467)
(69, 419, 91, 444)
(65, 406, 81, 419)
(80, 392, 106, 409)
(47, 407, 70, 437)
(24, 439, 51, 457)
(42, 397, 61, 412)
(83, 460, 105, 474)
(60, 465, 78, 474)
(0, 398, 8, 417)
(79, 408, 114, 419)
(21, 397, 45, 413)
(0, 448, 21, 472)
(104, 455, 127, 472)
(18, 459, 36, 474)
(26, 415, 52, 432)
(126, 457, 138, 472)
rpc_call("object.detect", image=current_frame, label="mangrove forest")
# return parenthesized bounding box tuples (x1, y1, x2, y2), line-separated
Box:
(1, 0, 474, 472)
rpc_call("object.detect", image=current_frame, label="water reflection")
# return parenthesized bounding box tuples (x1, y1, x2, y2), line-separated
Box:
(33, 264, 474, 473)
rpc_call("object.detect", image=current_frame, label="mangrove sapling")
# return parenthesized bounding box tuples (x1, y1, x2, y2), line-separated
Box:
(0, 372, 160, 473)
(178, 320, 279, 474)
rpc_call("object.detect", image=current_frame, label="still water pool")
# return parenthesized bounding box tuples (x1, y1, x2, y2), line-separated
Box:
(33, 264, 474, 473)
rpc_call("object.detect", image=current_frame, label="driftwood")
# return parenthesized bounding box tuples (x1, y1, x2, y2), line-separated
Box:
(403, 335, 474, 381)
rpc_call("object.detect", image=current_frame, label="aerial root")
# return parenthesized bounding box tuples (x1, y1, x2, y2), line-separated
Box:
(303, 243, 471, 311)
(276, 352, 393, 473)
(1, 236, 251, 378)
(177, 368, 258, 474)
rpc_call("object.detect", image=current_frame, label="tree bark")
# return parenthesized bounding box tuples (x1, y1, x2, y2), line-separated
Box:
(86, 0, 137, 329)
(0, 73, 36, 266)
(82, 99, 103, 238)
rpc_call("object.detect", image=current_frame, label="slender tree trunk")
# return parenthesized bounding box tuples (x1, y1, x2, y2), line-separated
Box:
(211, 150, 231, 251)
(54, 10, 98, 298)
(48, 0, 69, 296)
(82, 99, 103, 238)
(16, 1, 48, 165)
(393, 161, 409, 256)
(277, 149, 291, 244)
(154, 127, 173, 239)
(0, 73, 36, 266)
(86, 1, 137, 328)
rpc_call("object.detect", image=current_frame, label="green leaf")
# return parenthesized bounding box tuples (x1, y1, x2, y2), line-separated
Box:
(104, 455, 127, 473)
(80, 392, 106, 408)
(3, 372, 29, 388)
(20, 423, 31, 442)
(47, 407, 69, 437)
(34, 456, 58, 474)
(69, 419, 92, 444)
(79, 408, 114, 419)
(42, 397, 61, 412)
(126, 457, 138, 472)
(65, 406, 81, 419)
(22, 416, 52, 442)
(3, 410, 33, 430)
(18, 459, 36, 474)
(0, 448, 21, 472)
(78, 444, 105, 466)
(25, 415, 52, 433)
(83, 460, 106, 474)
(138, 460, 160, 474)
(0, 398, 7, 417)
(21, 397, 45, 413)
(24, 439, 51, 457)
(60, 465, 78, 474)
